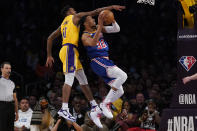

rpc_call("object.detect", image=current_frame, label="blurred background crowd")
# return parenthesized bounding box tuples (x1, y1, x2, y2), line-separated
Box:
(0, 0, 176, 130)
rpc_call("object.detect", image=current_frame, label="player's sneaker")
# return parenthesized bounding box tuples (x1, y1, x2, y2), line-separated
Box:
(58, 108, 76, 122)
(88, 105, 103, 128)
(100, 102, 113, 119)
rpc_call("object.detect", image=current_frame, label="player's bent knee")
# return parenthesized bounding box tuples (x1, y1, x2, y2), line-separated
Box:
(120, 71, 128, 83)
(123, 72, 128, 82)
(64, 73, 75, 87)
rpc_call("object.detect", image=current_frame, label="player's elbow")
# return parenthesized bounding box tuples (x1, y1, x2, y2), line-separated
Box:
(116, 26, 120, 32)
(47, 35, 54, 43)
(47, 35, 52, 41)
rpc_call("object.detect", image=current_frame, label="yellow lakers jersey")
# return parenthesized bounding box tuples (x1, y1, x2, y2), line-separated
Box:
(180, 0, 196, 28)
(61, 15, 80, 47)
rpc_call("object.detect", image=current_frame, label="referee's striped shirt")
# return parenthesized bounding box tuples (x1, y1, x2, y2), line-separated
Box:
(0, 76, 15, 102)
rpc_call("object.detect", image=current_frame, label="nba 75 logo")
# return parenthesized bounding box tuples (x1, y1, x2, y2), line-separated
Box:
(179, 56, 196, 71)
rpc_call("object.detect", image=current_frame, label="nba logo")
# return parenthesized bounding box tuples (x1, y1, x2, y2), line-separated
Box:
(179, 56, 196, 71)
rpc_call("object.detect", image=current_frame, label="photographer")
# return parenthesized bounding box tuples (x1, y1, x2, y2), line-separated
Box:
(139, 99, 160, 131)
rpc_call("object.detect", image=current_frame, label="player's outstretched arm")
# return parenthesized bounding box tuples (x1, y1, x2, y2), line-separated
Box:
(82, 14, 104, 46)
(73, 5, 125, 25)
(183, 73, 197, 84)
(102, 20, 120, 33)
(46, 26, 61, 68)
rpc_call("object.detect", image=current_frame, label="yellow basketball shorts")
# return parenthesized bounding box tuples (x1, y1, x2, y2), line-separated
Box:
(59, 43, 83, 74)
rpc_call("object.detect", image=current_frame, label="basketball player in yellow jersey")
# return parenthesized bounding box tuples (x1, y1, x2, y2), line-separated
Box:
(45, 5, 125, 127)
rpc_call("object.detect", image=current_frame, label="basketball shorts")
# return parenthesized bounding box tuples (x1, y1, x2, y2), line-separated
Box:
(90, 57, 116, 84)
(59, 43, 83, 74)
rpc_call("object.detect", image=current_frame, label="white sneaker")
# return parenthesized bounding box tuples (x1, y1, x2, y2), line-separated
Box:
(100, 102, 113, 119)
(88, 105, 103, 128)
(58, 108, 76, 122)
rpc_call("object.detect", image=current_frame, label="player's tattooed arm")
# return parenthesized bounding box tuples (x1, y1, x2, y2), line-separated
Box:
(73, 5, 125, 25)
(46, 26, 61, 67)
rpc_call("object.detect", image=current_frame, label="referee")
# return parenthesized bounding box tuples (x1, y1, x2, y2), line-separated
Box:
(0, 62, 18, 131)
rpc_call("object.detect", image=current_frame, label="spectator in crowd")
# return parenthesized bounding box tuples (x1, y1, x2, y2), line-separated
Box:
(53, 96, 62, 111)
(48, 90, 56, 106)
(112, 100, 136, 131)
(14, 97, 33, 131)
(131, 93, 146, 117)
(30, 97, 55, 131)
(80, 96, 89, 111)
(148, 89, 165, 113)
(70, 96, 86, 126)
(29, 95, 37, 110)
(139, 99, 160, 131)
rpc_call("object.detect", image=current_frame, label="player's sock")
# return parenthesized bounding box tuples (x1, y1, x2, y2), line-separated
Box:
(62, 103, 68, 110)
(110, 86, 124, 102)
(90, 100, 97, 107)
(103, 89, 117, 104)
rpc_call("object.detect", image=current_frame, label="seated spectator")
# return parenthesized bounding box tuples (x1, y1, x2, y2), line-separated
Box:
(148, 89, 166, 113)
(71, 96, 86, 126)
(51, 95, 86, 131)
(138, 99, 160, 131)
(80, 96, 89, 111)
(53, 96, 62, 111)
(47, 90, 56, 106)
(14, 97, 33, 131)
(29, 95, 37, 110)
(30, 97, 55, 131)
(39, 97, 55, 131)
(131, 93, 146, 117)
(112, 100, 137, 131)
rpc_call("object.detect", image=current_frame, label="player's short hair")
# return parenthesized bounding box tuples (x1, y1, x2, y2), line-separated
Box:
(79, 15, 88, 37)
(1, 61, 11, 68)
(61, 5, 72, 17)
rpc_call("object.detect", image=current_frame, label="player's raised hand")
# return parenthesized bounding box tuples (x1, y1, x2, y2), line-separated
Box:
(182, 76, 191, 84)
(98, 12, 105, 27)
(46, 56, 54, 68)
(112, 5, 126, 11)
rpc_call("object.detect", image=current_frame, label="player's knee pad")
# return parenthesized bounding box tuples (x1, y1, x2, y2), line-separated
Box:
(121, 71, 128, 84)
(64, 73, 75, 86)
(75, 69, 88, 85)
